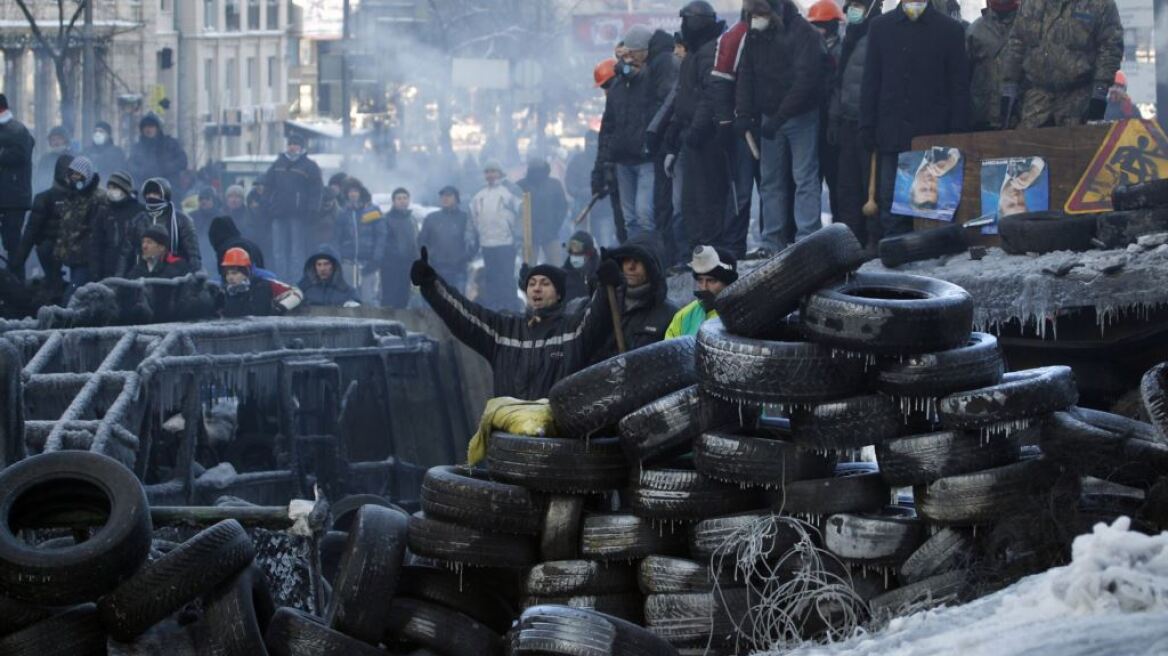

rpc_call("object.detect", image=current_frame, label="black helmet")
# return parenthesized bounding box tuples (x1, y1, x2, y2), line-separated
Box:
(680, 0, 716, 18)
(680, 1, 718, 42)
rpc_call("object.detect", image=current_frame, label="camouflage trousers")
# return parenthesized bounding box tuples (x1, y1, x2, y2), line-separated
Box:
(1019, 84, 1092, 129)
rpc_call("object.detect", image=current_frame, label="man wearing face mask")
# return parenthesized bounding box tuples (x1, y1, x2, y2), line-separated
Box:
(1000, 0, 1122, 128)
(0, 94, 34, 265)
(665, 245, 738, 338)
(967, 0, 1021, 130)
(736, 0, 830, 251)
(122, 177, 201, 275)
(562, 230, 599, 302)
(860, 0, 969, 237)
(83, 121, 127, 182)
(101, 171, 142, 279)
(261, 133, 323, 277)
(52, 157, 111, 288)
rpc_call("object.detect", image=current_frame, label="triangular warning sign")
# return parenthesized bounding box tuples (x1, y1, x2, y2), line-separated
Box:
(1065, 119, 1168, 214)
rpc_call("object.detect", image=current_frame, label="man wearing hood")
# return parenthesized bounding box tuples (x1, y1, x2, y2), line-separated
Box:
(419, 186, 477, 294)
(381, 187, 420, 309)
(13, 154, 73, 282)
(122, 177, 201, 275)
(591, 234, 678, 363)
(666, 245, 738, 338)
(83, 121, 127, 182)
(412, 246, 622, 400)
(665, 1, 728, 254)
(52, 156, 110, 288)
(299, 246, 360, 308)
(0, 93, 34, 262)
(518, 158, 568, 265)
(102, 171, 142, 279)
(334, 178, 387, 305)
(208, 214, 267, 276)
(127, 114, 188, 189)
(33, 126, 73, 195)
(562, 230, 599, 302)
(262, 133, 323, 277)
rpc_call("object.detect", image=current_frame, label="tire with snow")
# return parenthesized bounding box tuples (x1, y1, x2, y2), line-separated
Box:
(326, 505, 409, 645)
(638, 556, 733, 594)
(790, 395, 904, 451)
(876, 332, 1005, 398)
(0, 604, 106, 656)
(1095, 207, 1168, 248)
(397, 565, 515, 634)
(868, 570, 969, 622)
(714, 223, 865, 338)
(421, 465, 543, 535)
(618, 386, 741, 463)
(630, 467, 764, 521)
(1040, 409, 1168, 488)
(549, 338, 698, 438)
(487, 434, 629, 493)
(510, 605, 677, 656)
(521, 593, 644, 623)
(998, 211, 1097, 255)
(898, 527, 975, 584)
(770, 467, 890, 517)
(694, 431, 835, 486)
(384, 598, 502, 656)
(643, 588, 751, 645)
(407, 512, 536, 568)
(876, 430, 1020, 486)
(695, 319, 866, 404)
(937, 367, 1078, 430)
(823, 509, 924, 564)
(878, 224, 969, 268)
(525, 560, 636, 597)
(915, 456, 1063, 525)
(540, 495, 587, 562)
(689, 512, 802, 560)
(800, 272, 974, 355)
(1140, 362, 1168, 443)
(580, 514, 686, 561)
(1112, 179, 1168, 210)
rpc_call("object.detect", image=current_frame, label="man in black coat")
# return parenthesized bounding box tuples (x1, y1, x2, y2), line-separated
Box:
(102, 171, 142, 280)
(262, 133, 323, 277)
(122, 223, 206, 323)
(590, 234, 678, 364)
(127, 114, 188, 189)
(13, 154, 72, 282)
(381, 187, 420, 309)
(0, 94, 34, 261)
(518, 159, 568, 265)
(84, 121, 127, 182)
(418, 186, 477, 293)
(860, 0, 970, 237)
(299, 245, 360, 308)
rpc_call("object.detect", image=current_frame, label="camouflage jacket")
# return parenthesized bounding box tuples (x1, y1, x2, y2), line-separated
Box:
(1002, 0, 1123, 92)
(967, 11, 1017, 128)
(54, 183, 109, 269)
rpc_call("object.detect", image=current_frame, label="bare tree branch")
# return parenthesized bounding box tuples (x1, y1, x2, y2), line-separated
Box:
(13, 0, 55, 56)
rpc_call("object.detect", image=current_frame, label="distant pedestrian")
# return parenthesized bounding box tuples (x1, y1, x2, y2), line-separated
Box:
(334, 178, 386, 305)
(0, 94, 34, 260)
(418, 186, 477, 293)
(470, 160, 522, 311)
(381, 187, 420, 309)
(127, 114, 188, 189)
(83, 121, 127, 181)
(262, 133, 322, 276)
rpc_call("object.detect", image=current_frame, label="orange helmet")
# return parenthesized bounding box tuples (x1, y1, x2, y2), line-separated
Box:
(593, 59, 617, 88)
(1115, 70, 1127, 87)
(807, 0, 845, 23)
(221, 247, 252, 268)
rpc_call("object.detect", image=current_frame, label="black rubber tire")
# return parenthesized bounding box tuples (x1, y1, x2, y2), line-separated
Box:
(521, 593, 644, 623)
(688, 512, 802, 560)
(421, 465, 543, 535)
(326, 505, 409, 644)
(197, 565, 275, 656)
(878, 224, 969, 268)
(98, 518, 255, 642)
(1112, 178, 1168, 211)
(998, 211, 1097, 255)
(1095, 207, 1168, 248)
(330, 494, 402, 532)
(771, 469, 890, 517)
(822, 509, 924, 564)
(696, 319, 866, 404)
(868, 570, 969, 622)
(694, 431, 835, 487)
(540, 496, 586, 562)
(630, 467, 764, 521)
(0, 597, 55, 638)
(487, 434, 629, 493)
(1140, 362, 1168, 444)
(525, 560, 636, 596)
(915, 456, 1063, 525)
(0, 604, 106, 656)
(511, 604, 678, 656)
(898, 527, 975, 584)
(319, 530, 347, 583)
(579, 514, 687, 561)
(642, 588, 751, 645)
(800, 272, 974, 355)
(549, 338, 698, 438)
(407, 512, 536, 568)
(790, 394, 905, 451)
(876, 430, 1021, 486)
(0, 451, 152, 605)
(715, 222, 865, 338)
(397, 565, 515, 634)
(1041, 409, 1168, 489)
(265, 607, 386, 656)
(384, 598, 502, 656)
(937, 366, 1079, 430)
(638, 556, 732, 594)
(617, 386, 741, 464)
(876, 332, 1005, 398)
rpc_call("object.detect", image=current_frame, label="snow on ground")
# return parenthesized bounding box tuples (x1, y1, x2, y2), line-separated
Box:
(768, 518, 1168, 656)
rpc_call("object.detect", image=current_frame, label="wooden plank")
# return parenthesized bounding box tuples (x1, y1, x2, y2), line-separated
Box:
(909, 124, 1111, 242)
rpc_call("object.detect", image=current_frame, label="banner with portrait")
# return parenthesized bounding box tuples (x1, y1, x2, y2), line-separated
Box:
(980, 157, 1049, 235)
(892, 147, 964, 222)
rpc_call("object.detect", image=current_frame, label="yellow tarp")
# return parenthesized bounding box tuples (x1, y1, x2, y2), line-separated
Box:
(466, 397, 558, 465)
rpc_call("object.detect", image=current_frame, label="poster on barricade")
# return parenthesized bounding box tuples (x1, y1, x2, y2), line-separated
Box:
(980, 157, 1049, 235)
(892, 147, 964, 221)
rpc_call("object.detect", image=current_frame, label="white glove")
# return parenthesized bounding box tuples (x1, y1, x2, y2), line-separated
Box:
(343, 301, 361, 308)
(664, 154, 676, 179)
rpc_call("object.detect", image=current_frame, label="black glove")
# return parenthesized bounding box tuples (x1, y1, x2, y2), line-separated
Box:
(1084, 86, 1108, 122)
(591, 167, 608, 198)
(760, 114, 783, 140)
(596, 257, 622, 288)
(860, 127, 876, 153)
(410, 247, 436, 286)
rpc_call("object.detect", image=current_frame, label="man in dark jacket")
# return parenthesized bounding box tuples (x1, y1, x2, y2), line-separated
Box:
(299, 246, 360, 308)
(127, 114, 188, 189)
(563, 230, 599, 302)
(412, 246, 621, 400)
(518, 159, 568, 265)
(13, 154, 72, 282)
(53, 157, 110, 288)
(381, 187, 420, 309)
(590, 234, 678, 363)
(0, 94, 34, 261)
(737, 0, 829, 251)
(33, 126, 72, 195)
(667, 1, 727, 254)
(860, 0, 970, 237)
(122, 177, 201, 274)
(102, 171, 142, 280)
(646, 28, 682, 264)
(968, 0, 1019, 130)
(261, 133, 323, 277)
(418, 186, 476, 293)
(83, 121, 127, 182)
(711, 16, 755, 259)
(220, 247, 303, 318)
(334, 178, 386, 305)
(123, 224, 199, 323)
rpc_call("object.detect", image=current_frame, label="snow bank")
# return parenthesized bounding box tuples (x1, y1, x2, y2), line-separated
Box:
(770, 518, 1168, 656)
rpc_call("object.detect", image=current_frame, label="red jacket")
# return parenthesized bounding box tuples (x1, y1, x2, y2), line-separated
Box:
(712, 21, 749, 81)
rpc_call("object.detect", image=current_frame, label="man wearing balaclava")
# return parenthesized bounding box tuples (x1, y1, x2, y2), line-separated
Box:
(967, 0, 1021, 130)
(665, 245, 738, 338)
(860, 0, 969, 237)
(121, 177, 201, 274)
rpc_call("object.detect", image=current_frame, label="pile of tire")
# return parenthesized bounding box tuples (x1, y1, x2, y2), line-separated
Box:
(0, 451, 508, 656)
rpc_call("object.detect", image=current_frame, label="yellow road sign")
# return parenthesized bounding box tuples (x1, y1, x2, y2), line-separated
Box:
(1065, 119, 1168, 214)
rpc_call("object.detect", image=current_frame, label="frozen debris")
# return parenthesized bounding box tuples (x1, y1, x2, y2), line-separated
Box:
(161, 413, 186, 433)
(1136, 232, 1168, 249)
(196, 462, 239, 488)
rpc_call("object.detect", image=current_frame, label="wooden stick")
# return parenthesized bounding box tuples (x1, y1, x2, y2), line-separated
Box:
(573, 193, 602, 225)
(745, 131, 760, 160)
(863, 152, 879, 218)
(522, 191, 534, 265)
(606, 285, 627, 353)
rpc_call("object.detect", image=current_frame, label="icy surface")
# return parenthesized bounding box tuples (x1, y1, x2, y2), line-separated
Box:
(771, 518, 1168, 656)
